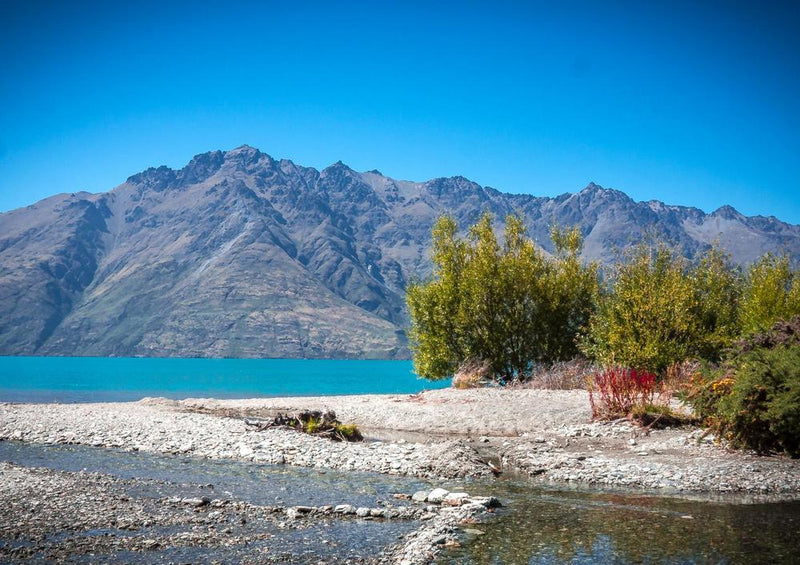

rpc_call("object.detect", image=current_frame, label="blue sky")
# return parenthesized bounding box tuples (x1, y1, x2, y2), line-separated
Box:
(1, 1, 799, 223)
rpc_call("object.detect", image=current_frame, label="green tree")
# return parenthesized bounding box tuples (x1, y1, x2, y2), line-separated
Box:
(548, 224, 601, 361)
(740, 252, 800, 334)
(405, 216, 467, 379)
(581, 243, 741, 374)
(691, 245, 742, 359)
(407, 213, 597, 383)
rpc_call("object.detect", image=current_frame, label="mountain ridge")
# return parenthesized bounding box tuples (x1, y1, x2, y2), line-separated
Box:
(1, 145, 798, 359)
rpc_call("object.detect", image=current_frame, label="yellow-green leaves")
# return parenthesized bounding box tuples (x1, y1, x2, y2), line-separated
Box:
(407, 213, 597, 382)
(411, 216, 798, 382)
(581, 244, 741, 374)
(740, 253, 800, 334)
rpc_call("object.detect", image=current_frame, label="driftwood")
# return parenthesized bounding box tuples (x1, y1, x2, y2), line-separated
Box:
(245, 410, 363, 442)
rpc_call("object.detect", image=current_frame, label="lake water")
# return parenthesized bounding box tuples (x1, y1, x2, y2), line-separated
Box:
(0, 357, 449, 403)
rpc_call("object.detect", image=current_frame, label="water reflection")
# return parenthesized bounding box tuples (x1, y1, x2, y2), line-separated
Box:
(439, 483, 800, 564)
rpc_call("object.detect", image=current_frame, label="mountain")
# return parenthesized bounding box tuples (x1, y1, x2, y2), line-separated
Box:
(1, 145, 798, 359)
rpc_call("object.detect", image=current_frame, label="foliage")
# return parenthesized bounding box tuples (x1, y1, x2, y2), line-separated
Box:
(332, 423, 364, 442)
(548, 225, 603, 361)
(662, 359, 701, 391)
(682, 318, 800, 457)
(406, 216, 468, 380)
(408, 211, 798, 396)
(690, 246, 743, 358)
(740, 253, 800, 334)
(587, 366, 667, 420)
(580, 243, 741, 374)
(407, 213, 598, 382)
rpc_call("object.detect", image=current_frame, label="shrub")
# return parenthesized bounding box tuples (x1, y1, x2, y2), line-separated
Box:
(740, 253, 800, 334)
(547, 226, 602, 362)
(452, 358, 491, 389)
(304, 416, 321, 434)
(332, 423, 364, 442)
(526, 358, 594, 390)
(407, 213, 598, 383)
(581, 243, 741, 374)
(587, 367, 667, 420)
(628, 403, 692, 428)
(662, 359, 701, 392)
(690, 246, 742, 359)
(683, 318, 800, 457)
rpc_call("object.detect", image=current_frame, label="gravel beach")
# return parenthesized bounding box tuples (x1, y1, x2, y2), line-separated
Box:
(1, 388, 798, 494)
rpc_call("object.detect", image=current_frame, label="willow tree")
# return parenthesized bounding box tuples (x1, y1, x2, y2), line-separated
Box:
(580, 243, 742, 374)
(740, 252, 800, 334)
(406, 213, 597, 383)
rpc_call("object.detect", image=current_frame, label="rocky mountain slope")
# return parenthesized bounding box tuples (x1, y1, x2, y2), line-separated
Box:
(1, 145, 798, 358)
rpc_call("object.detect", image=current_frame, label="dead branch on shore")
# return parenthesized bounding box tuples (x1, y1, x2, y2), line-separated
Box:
(245, 410, 363, 442)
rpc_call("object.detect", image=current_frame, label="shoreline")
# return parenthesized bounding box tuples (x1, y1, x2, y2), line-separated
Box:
(2, 388, 799, 563)
(1, 388, 798, 496)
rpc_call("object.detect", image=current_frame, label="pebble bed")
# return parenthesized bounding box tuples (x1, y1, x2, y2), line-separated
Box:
(0, 402, 492, 480)
(1, 393, 799, 563)
(500, 421, 800, 495)
(1, 394, 799, 495)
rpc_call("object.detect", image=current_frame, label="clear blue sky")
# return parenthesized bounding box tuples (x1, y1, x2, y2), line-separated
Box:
(1, 1, 799, 223)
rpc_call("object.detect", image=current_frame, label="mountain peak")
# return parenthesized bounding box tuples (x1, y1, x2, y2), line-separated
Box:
(225, 144, 263, 159)
(578, 182, 630, 204)
(712, 204, 744, 220)
(125, 164, 176, 189)
(220, 145, 273, 173)
(230, 143, 258, 152)
(322, 160, 356, 174)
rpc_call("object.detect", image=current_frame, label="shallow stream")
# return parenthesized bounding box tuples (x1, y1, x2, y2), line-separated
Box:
(438, 480, 800, 564)
(0, 441, 430, 564)
(1, 441, 798, 564)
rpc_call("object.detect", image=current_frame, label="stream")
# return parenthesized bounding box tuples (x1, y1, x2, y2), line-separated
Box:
(1, 441, 798, 564)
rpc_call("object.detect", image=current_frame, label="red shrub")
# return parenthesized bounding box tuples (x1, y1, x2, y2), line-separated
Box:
(588, 367, 664, 420)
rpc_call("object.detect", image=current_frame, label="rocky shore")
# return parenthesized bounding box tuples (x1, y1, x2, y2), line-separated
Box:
(0, 400, 492, 480)
(499, 421, 800, 495)
(1, 389, 797, 495)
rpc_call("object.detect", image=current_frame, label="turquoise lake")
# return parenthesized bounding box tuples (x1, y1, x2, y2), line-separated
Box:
(0, 357, 449, 403)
